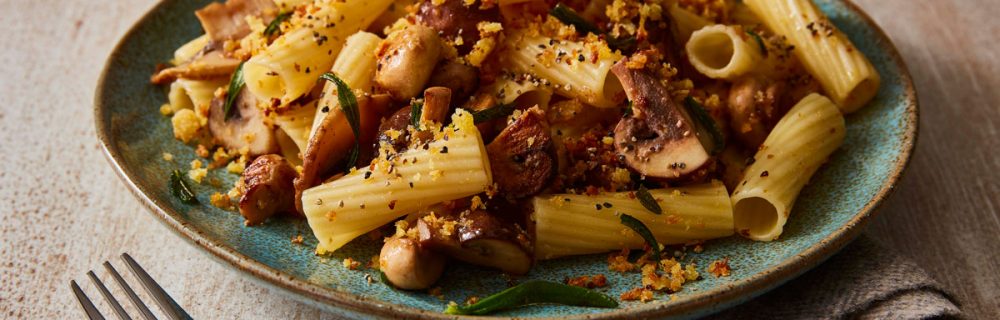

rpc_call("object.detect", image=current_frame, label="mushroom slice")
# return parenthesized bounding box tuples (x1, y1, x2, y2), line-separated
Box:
(151, 50, 241, 84)
(417, 210, 533, 275)
(486, 106, 555, 198)
(727, 77, 782, 149)
(195, 0, 278, 43)
(379, 237, 446, 290)
(611, 58, 710, 179)
(419, 87, 452, 126)
(374, 24, 444, 101)
(415, 0, 500, 54)
(239, 154, 297, 225)
(428, 61, 479, 106)
(207, 88, 279, 157)
(293, 94, 391, 213)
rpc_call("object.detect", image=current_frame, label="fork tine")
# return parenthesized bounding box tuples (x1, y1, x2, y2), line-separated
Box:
(87, 270, 133, 320)
(71, 280, 107, 320)
(121, 253, 192, 320)
(104, 262, 157, 320)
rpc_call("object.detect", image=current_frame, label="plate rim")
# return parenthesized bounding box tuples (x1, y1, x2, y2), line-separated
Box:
(94, 0, 918, 318)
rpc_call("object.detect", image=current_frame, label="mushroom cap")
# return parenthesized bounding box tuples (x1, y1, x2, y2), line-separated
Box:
(417, 209, 533, 275)
(486, 107, 556, 198)
(610, 59, 710, 179)
(379, 237, 446, 290)
(238, 154, 296, 225)
(207, 88, 279, 157)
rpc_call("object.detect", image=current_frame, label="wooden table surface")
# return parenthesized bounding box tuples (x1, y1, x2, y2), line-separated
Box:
(0, 0, 997, 319)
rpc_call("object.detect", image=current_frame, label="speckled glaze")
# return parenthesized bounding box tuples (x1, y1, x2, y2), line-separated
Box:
(94, 0, 916, 318)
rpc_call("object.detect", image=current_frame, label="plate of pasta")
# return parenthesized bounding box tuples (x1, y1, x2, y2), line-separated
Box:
(96, 0, 916, 318)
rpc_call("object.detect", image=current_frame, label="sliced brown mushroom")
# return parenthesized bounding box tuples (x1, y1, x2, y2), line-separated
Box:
(427, 61, 479, 105)
(374, 24, 444, 101)
(239, 154, 297, 225)
(486, 106, 555, 198)
(379, 236, 446, 290)
(293, 94, 391, 213)
(372, 87, 453, 157)
(419, 87, 452, 126)
(611, 58, 710, 179)
(207, 88, 279, 157)
(195, 0, 278, 43)
(417, 209, 532, 275)
(151, 50, 241, 84)
(415, 0, 500, 54)
(727, 77, 782, 149)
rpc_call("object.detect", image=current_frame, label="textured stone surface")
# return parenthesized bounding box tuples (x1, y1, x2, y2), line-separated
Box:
(0, 0, 996, 319)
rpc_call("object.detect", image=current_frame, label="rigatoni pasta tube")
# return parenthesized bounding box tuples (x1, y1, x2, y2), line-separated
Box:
(745, 0, 880, 113)
(486, 76, 553, 108)
(504, 35, 623, 108)
(243, 0, 391, 106)
(311, 31, 382, 138)
(302, 110, 493, 254)
(533, 181, 733, 260)
(274, 100, 317, 153)
(686, 25, 763, 80)
(731, 93, 845, 241)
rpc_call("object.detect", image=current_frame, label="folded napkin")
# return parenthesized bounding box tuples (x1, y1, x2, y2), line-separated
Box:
(706, 235, 960, 320)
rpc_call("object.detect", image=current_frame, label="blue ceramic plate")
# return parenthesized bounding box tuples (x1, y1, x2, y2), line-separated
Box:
(95, 1, 916, 318)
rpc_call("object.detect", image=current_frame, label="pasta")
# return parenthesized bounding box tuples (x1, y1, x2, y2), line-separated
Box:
(745, 0, 880, 113)
(274, 100, 317, 153)
(310, 31, 382, 138)
(503, 35, 624, 108)
(243, 0, 391, 107)
(150, 0, 881, 298)
(686, 25, 763, 80)
(302, 110, 492, 254)
(533, 181, 734, 259)
(731, 93, 845, 241)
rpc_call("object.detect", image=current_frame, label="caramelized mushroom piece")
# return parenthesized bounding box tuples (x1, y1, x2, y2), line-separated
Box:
(195, 0, 278, 43)
(727, 77, 783, 149)
(374, 24, 443, 101)
(239, 154, 297, 225)
(611, 58, 710, 179)
(293, 94, 391, 213)
(151, 50, 241, 84)
(379, 237, 446, 290)
(415, 0, 500, 53)
(486, 106, 555, 198)
(417, 210, 532, 275)
(207, 88, 279, 157)
(372, 87, 453, 157)
(427, 61, 479, 105)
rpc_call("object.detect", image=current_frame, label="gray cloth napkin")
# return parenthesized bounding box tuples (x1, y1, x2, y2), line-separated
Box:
(706, 235, 960, 319)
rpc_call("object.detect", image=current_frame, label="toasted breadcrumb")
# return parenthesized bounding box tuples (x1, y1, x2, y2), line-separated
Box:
(342, 257, 361, 270)
(565, 274, 608, 289)
(209, 192, 233, 209)
(708, 257, 731, 277)
(162, 153, 174, 161)
(620, 287, 655, 302)
(608, 248, 636, 272)
(171, 109, 201, 143)
(291, 234, 304, 245)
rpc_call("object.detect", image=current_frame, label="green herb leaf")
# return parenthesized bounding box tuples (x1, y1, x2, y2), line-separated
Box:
(444, 280, 617, 315)
(683, 96, 725, 155)
(410, 100, 423, 130)
(223, 61, 246, 120)
(745, 30, 768, 56)
(169, 170, 198, 204)
(606, 35, 637, 53)
(636, 185, 662, 215)
(549, 3, 636, 53)
(319, 72, 361, 172)
(622, 100, 634, 116)
(549, 4, 601, 35)
(469, 103, 514, 124)
(264, 11, 293, 37)
(620, 214, 661, 258)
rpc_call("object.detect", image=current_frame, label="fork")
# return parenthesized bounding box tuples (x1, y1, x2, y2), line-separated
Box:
(70, 253, 192, 320)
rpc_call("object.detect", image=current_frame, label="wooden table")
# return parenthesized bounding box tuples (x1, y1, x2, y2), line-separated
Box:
(0, 0, 996, 318)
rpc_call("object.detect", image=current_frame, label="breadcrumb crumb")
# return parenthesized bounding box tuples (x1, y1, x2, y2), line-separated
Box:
(708, 257, 731, 277)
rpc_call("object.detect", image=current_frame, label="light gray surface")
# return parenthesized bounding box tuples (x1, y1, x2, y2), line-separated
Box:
(0, 0, 996, 319)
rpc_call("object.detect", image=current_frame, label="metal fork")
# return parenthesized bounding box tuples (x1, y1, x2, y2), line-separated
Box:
(70, 253, 192, 320)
